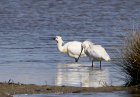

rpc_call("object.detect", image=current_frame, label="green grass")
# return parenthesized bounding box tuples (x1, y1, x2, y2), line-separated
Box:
(72, 90, 81, 93)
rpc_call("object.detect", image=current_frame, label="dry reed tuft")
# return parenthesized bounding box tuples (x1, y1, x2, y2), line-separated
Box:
(115, 25, 140, 86)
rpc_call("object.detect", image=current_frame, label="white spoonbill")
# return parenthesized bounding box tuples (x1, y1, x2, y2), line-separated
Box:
(78, 41, 110, 68)
(54, 36, 87, 62)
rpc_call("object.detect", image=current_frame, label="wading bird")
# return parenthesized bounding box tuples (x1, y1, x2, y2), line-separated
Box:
(54, 36, 87, 62)
(78, 41, 110, 68)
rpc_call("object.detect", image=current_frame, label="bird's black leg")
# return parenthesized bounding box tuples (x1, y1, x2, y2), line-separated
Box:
(92, 61, 93, 68)
(75, 58, 78, 62)
(100, 61, 101, 69)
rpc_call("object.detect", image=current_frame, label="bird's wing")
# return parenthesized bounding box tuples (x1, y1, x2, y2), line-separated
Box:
(89, 45, 110, 61)
(67, 41, 86, 58)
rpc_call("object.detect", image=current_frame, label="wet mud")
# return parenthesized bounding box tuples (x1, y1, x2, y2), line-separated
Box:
(0, 82, 140, 97)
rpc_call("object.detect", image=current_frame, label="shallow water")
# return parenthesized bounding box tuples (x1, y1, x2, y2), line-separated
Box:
(55, 62, 122, 87)
(0, 0, 140, 87)
(13, 91, 140, 97)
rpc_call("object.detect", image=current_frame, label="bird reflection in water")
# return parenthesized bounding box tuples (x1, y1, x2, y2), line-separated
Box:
(55, 62, 109, 87)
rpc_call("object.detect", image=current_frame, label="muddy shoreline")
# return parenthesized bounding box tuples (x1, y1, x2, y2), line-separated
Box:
(0, 82, 139, 97)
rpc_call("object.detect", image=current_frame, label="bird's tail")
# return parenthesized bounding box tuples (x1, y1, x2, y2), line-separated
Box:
(102, 50, 111, 61)
(105, 57, 111, 61)
(103, 53, 111, 61)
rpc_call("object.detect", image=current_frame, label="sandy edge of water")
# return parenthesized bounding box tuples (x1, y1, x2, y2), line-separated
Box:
(0, 82, 139, 97)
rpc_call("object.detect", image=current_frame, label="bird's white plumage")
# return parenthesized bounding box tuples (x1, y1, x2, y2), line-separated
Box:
(79, 40, 110, 68)
(67, 41, 86, 58)
(86, 45, 110, 61)
(54, 36, 87, 62)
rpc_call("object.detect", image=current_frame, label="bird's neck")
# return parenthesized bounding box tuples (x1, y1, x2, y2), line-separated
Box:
(57, 42, 67, 53)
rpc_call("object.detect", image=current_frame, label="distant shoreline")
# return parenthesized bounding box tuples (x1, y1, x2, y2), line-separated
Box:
(0, 82, 140, 97)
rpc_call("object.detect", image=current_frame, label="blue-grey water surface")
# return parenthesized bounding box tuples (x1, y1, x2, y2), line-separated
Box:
(0, 0, 140, 88)
(13, 91, 140, 97)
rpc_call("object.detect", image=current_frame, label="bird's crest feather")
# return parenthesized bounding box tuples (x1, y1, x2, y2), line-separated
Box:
(83, 40, 94, 46)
